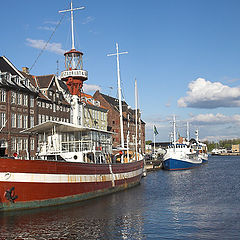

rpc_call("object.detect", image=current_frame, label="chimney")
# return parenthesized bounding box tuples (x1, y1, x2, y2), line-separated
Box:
(22, 67, 29, 74)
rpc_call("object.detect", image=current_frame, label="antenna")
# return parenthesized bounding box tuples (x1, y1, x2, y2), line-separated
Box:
(56, 60, 59, 77)
(59, 0, 85, 50)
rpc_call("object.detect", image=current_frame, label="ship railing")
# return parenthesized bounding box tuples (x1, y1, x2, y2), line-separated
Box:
(61, 140, 92, 152)
(38, 139, 112, 155)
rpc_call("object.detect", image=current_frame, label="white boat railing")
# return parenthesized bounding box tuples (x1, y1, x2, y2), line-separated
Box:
(38, 139, 112, 155)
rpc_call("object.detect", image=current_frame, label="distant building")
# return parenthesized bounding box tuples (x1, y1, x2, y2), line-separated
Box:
(93, 90, 145, 153)
(80, 93, 108, 131)
(150, 142, 171, 150)
(232, 144, 240, 153)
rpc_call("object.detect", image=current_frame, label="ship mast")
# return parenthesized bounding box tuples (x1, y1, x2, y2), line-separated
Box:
(135, 78, 138, 161)
(107, 43, 128, 162)
(187, 122, 190, 142)
(173, 115, 176, 151)
(59, 0, 88, 98)
(59, 0, 85, 50)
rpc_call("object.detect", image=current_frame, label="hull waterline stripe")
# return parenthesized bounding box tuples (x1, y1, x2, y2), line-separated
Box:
(0, 169, 143, 183)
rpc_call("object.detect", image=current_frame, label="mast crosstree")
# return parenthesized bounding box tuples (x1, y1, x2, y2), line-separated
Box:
(107, 43, 128, 160)
(59, 0, 85, 50)
(59, 0, 88, 96)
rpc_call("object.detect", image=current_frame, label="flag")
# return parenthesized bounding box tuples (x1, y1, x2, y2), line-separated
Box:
(154, 125, 158, 135)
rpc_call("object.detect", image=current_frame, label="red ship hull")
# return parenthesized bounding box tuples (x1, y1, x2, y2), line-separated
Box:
(0, 158, 144, 211)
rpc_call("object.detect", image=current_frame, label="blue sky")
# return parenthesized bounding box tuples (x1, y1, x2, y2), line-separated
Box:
(1, 0, 240, 142)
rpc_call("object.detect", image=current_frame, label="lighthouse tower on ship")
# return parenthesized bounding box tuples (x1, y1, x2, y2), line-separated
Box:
(59, 1, 88, 125)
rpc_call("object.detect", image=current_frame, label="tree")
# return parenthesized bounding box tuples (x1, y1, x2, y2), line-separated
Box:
(145, 140, 152, 145)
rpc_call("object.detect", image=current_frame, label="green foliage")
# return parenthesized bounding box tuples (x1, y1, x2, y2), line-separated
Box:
(203, 138, 240, 152)
(145, 140, 152, 145)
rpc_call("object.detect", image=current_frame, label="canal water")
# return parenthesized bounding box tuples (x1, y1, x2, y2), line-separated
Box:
(0, 156, 240, 239)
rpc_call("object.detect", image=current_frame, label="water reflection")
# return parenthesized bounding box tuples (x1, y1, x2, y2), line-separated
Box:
(1, 157, 240, 239)
(0, 187, 146, 240)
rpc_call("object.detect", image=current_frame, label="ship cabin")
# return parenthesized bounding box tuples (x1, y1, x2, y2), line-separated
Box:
(22, 121, 113, 164)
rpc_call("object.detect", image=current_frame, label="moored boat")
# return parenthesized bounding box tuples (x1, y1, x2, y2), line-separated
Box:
(163, 116, 207, 170)
(0, 1, 144, 212)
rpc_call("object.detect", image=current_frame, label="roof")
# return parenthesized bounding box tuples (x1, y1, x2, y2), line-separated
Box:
(58, 79, 70, 93)
(20, 71, 38, 88)
(100, 92, 128, 110)
(35, 74, 55, 89)
(0, 56, 21, 76)
(21, 121, 113, 134)
(81, 92, 108, 111)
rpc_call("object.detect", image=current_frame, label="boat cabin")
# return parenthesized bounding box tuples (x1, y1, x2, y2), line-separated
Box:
(23, 121, 113, 163)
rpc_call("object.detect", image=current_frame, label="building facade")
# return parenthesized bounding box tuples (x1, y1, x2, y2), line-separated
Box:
(0, 56, 110, 159)
(0, 56, 38, 159)
(93, 90, 145, 153)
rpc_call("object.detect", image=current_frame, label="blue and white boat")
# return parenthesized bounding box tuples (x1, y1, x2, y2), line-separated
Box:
(190, 129, 208, 163)
(163, 117, 207, 170)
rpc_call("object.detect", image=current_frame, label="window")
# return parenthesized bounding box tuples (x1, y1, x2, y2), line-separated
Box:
(0, 112, 6, 127)
(17, 93, 22, 105)
(30, 116, 34, 128)
(30, 95, 34, 108)
(11, 92, 16, 104)
(11, 137, 16, 151)
(30, 138, 35, 151)
(23, 138, 28, 151)
(23, 95, 28, 106)
(17, 114, 22, 128)
(0, 89, 6, 102)
(17, 138, 22, 151)
(11, 113, 16, 128)
(38, 114, 41, 124)
(53, 104, 56, 112)
(42, 102, 45, 108)
(23, 115, 28, 128)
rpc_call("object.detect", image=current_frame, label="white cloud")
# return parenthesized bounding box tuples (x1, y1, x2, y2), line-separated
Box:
(44, 20, 59, 25)
(82, 16, 95, 25)
(178, 78, 240, 108)
(189, 113, 240, 126)
(38, 26, 55, 31)
(26, 38, 65, 55)
(201, 135, 240, 142)
(83, 84, 101, 92)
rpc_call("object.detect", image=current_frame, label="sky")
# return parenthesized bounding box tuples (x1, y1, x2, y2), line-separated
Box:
(1, 0, 240, 142)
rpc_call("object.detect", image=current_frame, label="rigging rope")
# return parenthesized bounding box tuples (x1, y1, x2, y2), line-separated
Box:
(29, 14, 66, 72)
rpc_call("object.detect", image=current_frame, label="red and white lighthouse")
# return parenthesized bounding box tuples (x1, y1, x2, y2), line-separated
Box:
(59, 1, 88, 96)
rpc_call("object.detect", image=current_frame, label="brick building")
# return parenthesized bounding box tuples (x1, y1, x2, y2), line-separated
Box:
(93, 90, 145, 153)
(0, 56, 38, 159)
(0, 56, 111, 159)
(0, 56, 73, 159)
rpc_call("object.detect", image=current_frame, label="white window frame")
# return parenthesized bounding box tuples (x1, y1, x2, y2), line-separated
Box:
(0, 89, 6, 102)
(30, 95, 34, 108)
(11, 113, 16, 128)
